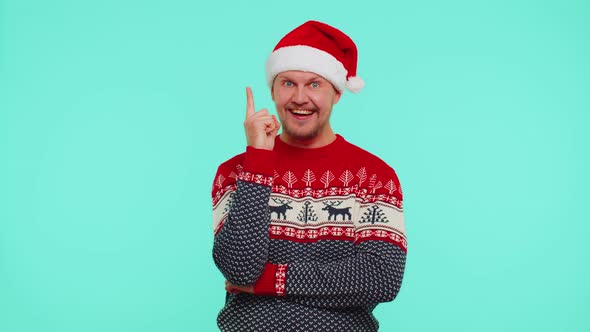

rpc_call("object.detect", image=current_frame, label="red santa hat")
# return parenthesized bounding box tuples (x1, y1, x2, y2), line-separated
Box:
(265, 20, 365, 93)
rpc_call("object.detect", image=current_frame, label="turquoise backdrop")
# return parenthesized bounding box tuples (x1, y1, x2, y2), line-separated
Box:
(1, 0, 588, 331)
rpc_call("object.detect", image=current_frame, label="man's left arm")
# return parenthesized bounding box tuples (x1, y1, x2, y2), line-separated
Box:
(228, 167, 407, 308)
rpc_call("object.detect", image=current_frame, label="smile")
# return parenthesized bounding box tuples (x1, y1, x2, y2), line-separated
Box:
(289, 109, 315, 115)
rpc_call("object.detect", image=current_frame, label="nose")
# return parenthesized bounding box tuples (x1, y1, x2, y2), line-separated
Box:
(292, 86, 308, 105)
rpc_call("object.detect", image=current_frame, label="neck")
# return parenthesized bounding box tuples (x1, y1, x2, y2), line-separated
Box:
(279, 128, 336, 149)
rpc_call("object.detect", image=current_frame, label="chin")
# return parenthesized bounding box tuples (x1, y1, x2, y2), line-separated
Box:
(284, 127, 320, 141)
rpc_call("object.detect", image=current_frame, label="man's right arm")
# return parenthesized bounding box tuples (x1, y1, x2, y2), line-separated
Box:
(211, 147, 276, 286)
(212, 86, 280, 286)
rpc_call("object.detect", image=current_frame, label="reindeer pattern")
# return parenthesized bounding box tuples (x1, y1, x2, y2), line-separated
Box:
(215, 190, 398, 230)
(268, 194, 358, 224)
(213, 171, 404, 246)
(269, 197, 293, 220)
(322, 200, 352, 221)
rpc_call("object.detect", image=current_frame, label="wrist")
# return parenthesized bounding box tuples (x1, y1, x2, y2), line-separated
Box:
(253, 262, 288, 296)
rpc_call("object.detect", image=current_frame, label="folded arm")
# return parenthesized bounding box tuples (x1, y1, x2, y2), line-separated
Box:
(212, 148, 276, 286)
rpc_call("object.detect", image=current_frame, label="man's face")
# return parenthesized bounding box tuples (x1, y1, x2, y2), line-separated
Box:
(271, 70, 341, 142)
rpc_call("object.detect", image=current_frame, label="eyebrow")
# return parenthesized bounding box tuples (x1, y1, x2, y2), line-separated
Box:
(278, 75, 322, 83)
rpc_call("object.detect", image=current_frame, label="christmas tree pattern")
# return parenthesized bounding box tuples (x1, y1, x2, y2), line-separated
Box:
(302, 169, 316, 187)
(359, 204, 389, 224)
(320, 170, 335, 188)
(339, 170, 354, 186)
(297, 201, 318, 223)
(215, 174, 226, 189)
(357, 167, 367, 187)
(384, 179, 397, 194)
(283, 171, 298, 188)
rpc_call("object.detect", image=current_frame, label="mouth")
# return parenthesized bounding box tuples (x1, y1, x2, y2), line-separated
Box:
(288, 108, 316, 120)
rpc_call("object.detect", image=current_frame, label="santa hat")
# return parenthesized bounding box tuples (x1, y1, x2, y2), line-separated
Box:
(265, 20, 365, 93)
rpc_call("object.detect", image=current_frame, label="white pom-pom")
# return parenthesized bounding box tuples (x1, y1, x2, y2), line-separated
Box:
(345, 76, 365, 93)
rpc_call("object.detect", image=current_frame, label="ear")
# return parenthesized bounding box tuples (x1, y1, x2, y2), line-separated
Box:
(333, 90, 342, 105)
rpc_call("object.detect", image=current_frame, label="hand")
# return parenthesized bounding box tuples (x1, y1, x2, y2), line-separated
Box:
(243, 87, 280, 150)
(225, 280, 254, 294)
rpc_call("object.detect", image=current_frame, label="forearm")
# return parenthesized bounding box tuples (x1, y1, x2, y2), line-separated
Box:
(212, 147, 276, 286)
(254, 241, 406, 308)
(286, 242, 406, 306)
(213, 179, 273, 285)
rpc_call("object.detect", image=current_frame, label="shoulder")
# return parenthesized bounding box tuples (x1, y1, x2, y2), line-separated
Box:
(341, 137, 398, 173)
(216, 152, 247, 173)
(340, 136, 404, 200)
(212, 152, 246, 189)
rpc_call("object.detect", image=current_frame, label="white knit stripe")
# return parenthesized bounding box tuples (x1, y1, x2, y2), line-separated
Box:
(266, 45, 348, 92)
(212, 188, 234, 231)
(355, 202, 405, 235)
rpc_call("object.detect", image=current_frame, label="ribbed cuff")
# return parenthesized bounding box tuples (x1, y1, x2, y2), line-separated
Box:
(253, 262, 288, 296)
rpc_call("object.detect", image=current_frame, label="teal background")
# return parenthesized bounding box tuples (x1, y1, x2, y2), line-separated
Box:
(1, 0, 588, 331)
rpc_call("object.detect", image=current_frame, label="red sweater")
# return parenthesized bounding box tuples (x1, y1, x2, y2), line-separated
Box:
(212, 134, 406, 331)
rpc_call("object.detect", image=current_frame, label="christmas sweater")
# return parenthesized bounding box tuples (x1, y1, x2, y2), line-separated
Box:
(211, 134, 407, 332)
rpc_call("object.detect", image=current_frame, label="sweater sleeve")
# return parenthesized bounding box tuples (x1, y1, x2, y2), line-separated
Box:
(211, 147, 276, 286)
(253, 166, 407, 308)
(286, 241, 405, 308)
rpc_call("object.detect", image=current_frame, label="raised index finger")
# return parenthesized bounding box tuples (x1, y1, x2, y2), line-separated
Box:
(246, 86, 255, 118)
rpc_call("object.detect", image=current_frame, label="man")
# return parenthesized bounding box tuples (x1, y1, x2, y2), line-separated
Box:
(211, 20, 407, 331)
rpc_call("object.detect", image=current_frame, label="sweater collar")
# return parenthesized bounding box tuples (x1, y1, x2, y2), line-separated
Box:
(274, 134, 345, 160)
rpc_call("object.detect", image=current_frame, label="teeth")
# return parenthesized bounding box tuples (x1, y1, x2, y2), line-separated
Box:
(291, 109, 313, 115)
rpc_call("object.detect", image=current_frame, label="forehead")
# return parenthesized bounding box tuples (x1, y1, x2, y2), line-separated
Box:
(275, 70, 328, 82)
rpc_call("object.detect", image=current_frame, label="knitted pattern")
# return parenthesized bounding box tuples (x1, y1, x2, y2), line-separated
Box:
(212, 135, 407, 331)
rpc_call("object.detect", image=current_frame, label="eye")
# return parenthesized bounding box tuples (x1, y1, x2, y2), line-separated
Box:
(283, 81, 294, 87)
(310, 82, 320, 88)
